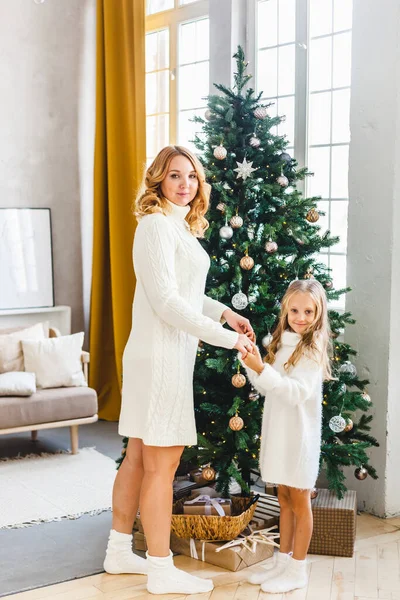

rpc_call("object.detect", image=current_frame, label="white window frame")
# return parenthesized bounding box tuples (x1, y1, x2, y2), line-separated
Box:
(145, 0, 209, 148)
(246, 0, 351, 308)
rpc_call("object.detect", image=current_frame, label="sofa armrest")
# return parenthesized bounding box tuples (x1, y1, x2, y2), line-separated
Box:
(81, 351, 90, 383)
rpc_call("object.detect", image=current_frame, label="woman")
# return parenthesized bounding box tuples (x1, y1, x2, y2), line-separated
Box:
(104, 146, 255, 595)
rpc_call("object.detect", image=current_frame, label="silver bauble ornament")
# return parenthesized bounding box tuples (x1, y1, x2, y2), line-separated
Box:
(249, 391, 260, 401)
(354, 466, 368, 481)
(277, 175, 289, 187)
(280, 152, 292, 162)
(265, 240, 278, 253)
(249, 136, 261, 148)
(230, 215, 243, 229)
(204, 109, 213, 121)
(232, 292, 248, 310)
(339, 362, 357, 377)
(254, 107, 268, 120)
(220, 225, 233, 240)
(361, 392, 371, 404)
(329, 415, 346, 433)
(325, 280, 333, 289)
(214, 144, 227, 160)
(262, 334, 273, 348)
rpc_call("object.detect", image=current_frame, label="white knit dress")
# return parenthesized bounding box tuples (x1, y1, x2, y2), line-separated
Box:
(119, 201, 239, 446)
(241, 331, 323, 490)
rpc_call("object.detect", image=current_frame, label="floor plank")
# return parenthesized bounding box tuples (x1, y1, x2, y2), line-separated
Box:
(5, 514, 400, 600)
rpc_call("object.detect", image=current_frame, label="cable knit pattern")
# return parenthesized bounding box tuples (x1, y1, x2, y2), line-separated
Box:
(119, 201, 238, 446)
(241, 331, 323, 489)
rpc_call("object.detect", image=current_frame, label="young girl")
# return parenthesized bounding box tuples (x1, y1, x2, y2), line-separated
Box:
(241, 279, 331, 594)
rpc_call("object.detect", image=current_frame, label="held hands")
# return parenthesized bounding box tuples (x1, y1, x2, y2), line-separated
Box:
(223, 309, 256, 342)
(234, 333, 256, 358)
(241, 344, 264, 375)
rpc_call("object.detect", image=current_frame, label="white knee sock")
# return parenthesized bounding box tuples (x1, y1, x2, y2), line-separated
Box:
(261, 556, 308, 593)
(248, 551, 291, 585)
(103, 529, 148, 575)
(146, 551, 214, 595)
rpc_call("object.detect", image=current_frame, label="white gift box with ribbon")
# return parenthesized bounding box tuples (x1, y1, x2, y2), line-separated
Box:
(183, 494, 231, 516)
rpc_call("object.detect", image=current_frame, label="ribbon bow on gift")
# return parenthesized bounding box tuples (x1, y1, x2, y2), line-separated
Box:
(185, 495, 227, 516)
(215, 526, 280, 555)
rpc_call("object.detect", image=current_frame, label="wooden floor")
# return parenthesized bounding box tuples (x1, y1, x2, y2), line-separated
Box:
(6, 514, 400, 600)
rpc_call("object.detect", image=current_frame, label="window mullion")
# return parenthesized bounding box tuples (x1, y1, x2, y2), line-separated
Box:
(170, 20, 178, 145)
(294, 0, 308, 193)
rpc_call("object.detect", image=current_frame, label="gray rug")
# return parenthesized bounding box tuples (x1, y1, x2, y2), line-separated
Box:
(0, 420, 133, 597)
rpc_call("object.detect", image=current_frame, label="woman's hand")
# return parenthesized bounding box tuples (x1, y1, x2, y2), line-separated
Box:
(242, 345, 264, 374)
(223, 309, 255, 342)
(234, 334, 255, 358)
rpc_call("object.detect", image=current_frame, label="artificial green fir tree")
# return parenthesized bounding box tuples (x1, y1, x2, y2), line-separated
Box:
(181, 47, 378, 499)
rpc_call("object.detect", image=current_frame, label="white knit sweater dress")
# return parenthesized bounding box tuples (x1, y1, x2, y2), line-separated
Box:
(242, 331, 323, 489)
(119, 201, 239, 446)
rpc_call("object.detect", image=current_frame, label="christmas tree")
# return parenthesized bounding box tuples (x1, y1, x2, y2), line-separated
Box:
(181, 47, 378, 499)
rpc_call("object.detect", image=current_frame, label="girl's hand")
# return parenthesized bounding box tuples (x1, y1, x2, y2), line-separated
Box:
(222, 309, 256, 342)
(241, 345, 264, 374)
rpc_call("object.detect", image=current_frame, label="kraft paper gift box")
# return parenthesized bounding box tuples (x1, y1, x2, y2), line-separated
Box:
(170, 529, 278, 572)
(253, 492, 280, 528)
(183, 495, 231, 516)
(308, 489, 357, 557)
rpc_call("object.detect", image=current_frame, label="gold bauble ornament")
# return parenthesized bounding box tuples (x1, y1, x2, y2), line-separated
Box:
(240, 255, 255, 270)
(216, 202, 226, 213)
(213, 144, 227, 160)
(304, 269, 314, 279)
(310, 488, 319, 499)
(232, 373, 246, 388)
(229, 414, 244, 431)
(202, 466, 216, 481)
(265, 240, 278, 253)
(344, 418, 354, 432)
(262, 333, 273, 348)
(354, 466, 368, 481)
(306, 209, 320, 223)
(230, 215, 243, 229)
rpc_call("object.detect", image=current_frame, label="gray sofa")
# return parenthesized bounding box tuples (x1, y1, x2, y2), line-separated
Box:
(0, 327, 98, 453)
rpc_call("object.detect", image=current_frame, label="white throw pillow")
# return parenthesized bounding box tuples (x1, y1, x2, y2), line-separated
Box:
(0, 372, 36, 396)
(22, 332, 87, 389)
(0, 322, 47, 374)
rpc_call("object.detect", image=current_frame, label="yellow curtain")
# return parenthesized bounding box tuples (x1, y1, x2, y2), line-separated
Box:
(90, 0, 146, 420)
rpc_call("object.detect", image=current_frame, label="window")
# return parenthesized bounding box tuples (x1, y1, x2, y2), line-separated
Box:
(254, 0, 353, 303)
(145, 1, 209, 163)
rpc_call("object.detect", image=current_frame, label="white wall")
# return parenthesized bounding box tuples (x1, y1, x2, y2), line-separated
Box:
(0, 0, 96, 335)
(346, 0, 400, 516)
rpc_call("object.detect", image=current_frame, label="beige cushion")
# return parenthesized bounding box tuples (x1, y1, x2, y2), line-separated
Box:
(0, 323, 47, 374)
(22, 333, 87, 389)
(0, 387, 98, 429)
(0, 372, 36, 396)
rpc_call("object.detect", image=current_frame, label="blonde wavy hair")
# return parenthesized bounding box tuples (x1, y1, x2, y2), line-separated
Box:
(134, 146, 211, 237)
(265, 279, 332, 380)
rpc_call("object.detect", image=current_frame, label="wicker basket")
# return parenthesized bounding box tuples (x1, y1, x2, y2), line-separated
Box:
(171, 495, 258, 541)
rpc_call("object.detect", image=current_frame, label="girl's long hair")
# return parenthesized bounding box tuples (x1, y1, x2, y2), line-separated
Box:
(265, 279, 332, 380)
(134, 145, 211, 237)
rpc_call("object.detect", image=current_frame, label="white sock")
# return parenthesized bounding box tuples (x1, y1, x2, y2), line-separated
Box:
(261, 556, 308, 593)
(248, 551, 291, 585)
(146, 551, 214, 595)
(103, 529, 148, 575)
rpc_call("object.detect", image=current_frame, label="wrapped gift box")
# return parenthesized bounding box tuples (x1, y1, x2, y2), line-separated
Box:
(309, 489, 357, 557)
(183, 496, 231, 516)
(170, 529, 276, 572)
(253, 492, 280, 527)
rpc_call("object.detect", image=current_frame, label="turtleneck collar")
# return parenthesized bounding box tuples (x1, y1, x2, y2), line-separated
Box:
(165, 199, 191, 221)
(282, 330, 302, 346)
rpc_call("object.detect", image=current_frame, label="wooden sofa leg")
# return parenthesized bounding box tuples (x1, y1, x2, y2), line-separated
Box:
(31, 430, 38, 441)
(70, 425, 79, 454)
